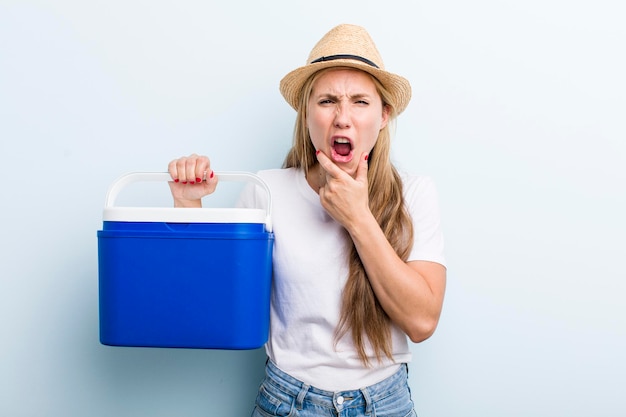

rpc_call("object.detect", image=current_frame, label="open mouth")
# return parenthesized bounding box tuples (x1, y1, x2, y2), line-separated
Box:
(332, 137, 353, 159)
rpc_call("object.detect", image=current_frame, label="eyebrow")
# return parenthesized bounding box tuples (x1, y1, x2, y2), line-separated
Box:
(315, 93, 372, 101)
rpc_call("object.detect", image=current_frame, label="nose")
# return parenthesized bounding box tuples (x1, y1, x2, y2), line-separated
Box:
(334, 103, 351, 128)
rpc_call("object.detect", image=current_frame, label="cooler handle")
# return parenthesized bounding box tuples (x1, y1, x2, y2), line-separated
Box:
(104, 171, 273, 232)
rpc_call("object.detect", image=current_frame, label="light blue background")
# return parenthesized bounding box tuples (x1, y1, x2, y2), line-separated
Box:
(1, 1, 625, 416)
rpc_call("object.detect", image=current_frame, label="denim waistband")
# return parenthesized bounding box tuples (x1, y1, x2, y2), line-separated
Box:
(264, 361, 408, 413)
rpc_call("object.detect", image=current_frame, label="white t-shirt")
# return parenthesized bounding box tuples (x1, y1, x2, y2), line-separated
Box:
(237, 167, 445, 391)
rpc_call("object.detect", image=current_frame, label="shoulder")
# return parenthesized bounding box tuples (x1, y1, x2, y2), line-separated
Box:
(254, 168, 304, 192)
(399, 172, 440, 205)
(400, 171, 436, 189)
(238, 168, 301, 206)
(254, 168, 300, 184)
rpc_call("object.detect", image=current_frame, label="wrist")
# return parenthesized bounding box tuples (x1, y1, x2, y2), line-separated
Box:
(345, 209, 377, 238)
(174, 199, 202, 208)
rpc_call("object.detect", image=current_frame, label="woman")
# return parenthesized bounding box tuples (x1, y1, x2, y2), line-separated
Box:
(168, 24, 446, 417)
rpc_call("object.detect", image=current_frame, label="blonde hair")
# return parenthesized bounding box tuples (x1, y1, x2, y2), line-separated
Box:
(283, 68, 414, 365)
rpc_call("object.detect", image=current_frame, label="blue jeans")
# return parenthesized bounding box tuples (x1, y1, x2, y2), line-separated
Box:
(251, 361, 417, 417)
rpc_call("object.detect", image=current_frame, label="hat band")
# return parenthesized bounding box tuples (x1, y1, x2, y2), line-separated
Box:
(310, 54, 380, 69)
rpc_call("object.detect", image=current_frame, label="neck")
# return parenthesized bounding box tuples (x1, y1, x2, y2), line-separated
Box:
(305, 164, 324, 194)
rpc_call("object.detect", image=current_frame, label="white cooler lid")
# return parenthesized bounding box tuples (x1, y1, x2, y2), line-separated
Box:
(102, 172, 272, 230)
(103, 207, 268, 224)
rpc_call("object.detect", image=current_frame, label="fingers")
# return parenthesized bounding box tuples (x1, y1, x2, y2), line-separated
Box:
(315, 150, 343, 179)
(314, 151, 371, 228)
(168, 154, 212, 184)
(315, 150, 369, 182)
(355, 152, 369, 182)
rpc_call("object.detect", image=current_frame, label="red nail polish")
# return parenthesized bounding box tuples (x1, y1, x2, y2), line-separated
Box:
(316, 150, 321, 155)
(364, 154, 369, 161)
(182, 181, 187, 184)
(174, 179, 179, 183)
(196, 178, 201, 183)
(210, 171, 214, 179)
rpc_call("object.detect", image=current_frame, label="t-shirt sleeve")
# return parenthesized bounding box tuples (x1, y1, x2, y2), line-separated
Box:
(235, 172, 269, 211)
(235, 182, 255, 209)
(404, 175, 446, 267)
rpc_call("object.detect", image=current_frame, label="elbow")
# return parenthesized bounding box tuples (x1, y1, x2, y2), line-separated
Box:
(405, 316, 440, 343)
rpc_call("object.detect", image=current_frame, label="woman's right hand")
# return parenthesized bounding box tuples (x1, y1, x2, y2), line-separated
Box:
(167, 154, 218, 208)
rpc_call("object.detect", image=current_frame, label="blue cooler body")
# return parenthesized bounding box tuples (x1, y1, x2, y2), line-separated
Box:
(97, 172, 274, 350)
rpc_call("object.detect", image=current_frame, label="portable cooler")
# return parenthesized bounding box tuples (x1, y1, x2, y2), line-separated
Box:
(97, 171, 273, 349)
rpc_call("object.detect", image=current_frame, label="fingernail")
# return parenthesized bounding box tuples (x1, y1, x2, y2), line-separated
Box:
(174, 179, 179, 183)
(182, 181, 187, 184)
(316, 150, 321, 155)
(365, 154, 369, 161)
(196, 178, 201, 183)
(210, 171, 214, 179)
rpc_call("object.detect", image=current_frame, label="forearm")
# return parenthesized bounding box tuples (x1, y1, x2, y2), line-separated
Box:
(173, 198, 202, 208)
(346, 213, 446, 342)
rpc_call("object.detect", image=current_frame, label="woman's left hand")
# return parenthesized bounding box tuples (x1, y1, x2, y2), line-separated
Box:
(316, 151, 372, 231)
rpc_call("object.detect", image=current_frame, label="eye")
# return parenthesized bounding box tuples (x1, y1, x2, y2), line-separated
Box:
(353, 96, 370, 105)
(319, 98, 334, 105)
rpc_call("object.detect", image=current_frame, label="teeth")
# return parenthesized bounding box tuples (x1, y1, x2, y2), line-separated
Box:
(334, 138, 350, 144)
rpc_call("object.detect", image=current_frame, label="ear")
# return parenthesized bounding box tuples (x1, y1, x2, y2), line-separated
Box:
(380, 104, 390, 130)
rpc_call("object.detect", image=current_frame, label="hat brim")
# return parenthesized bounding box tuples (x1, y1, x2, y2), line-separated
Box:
(279, 59, 412, 115)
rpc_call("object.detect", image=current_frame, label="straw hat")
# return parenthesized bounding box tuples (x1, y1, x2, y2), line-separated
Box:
(279, 24, 412, 115)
